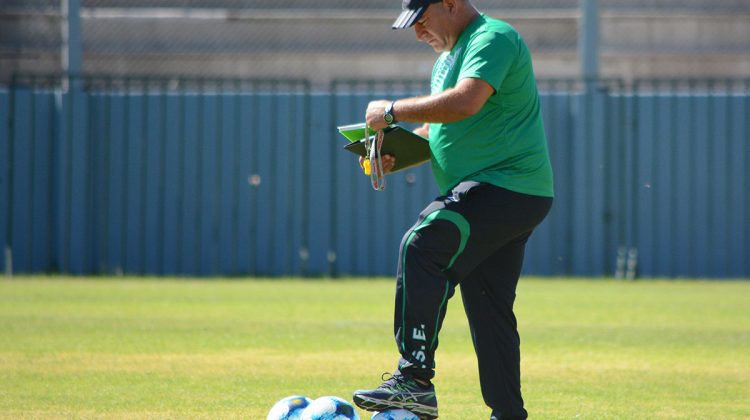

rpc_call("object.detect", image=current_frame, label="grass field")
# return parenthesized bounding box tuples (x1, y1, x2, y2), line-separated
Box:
(0, 277, 748, 419)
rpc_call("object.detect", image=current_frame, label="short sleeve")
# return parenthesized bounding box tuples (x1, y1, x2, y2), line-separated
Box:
(457, 32, 517, 92)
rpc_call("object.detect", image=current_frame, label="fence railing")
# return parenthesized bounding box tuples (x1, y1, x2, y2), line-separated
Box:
(2, 75, 749, 278)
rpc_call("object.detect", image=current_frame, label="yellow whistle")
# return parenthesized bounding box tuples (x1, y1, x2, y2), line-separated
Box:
(363, 159, 371, 176)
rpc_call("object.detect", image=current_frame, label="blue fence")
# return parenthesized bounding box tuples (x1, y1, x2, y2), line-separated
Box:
(1, 77, 749, 278)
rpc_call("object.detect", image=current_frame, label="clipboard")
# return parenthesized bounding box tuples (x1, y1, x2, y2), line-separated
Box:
(337, 124, 431, 173)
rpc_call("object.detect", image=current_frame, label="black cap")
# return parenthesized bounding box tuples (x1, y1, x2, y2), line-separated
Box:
(392, 0, 442, 29)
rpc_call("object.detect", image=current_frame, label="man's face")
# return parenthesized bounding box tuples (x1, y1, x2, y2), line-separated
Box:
(413, 2, 452, 53)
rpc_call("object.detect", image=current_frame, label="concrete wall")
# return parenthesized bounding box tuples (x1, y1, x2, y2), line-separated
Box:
(2, 5, 750, 84)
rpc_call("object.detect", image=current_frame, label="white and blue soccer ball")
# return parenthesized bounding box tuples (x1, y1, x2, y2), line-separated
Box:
(300, 396, 360, 420)
(370, 409, 420, 420)
(267, 395, 314, 420)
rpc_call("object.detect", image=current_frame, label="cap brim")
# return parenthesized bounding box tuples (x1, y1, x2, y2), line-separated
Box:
(392, 7, 426, 29)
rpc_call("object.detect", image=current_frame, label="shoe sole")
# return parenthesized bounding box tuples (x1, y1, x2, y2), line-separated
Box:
(352, 394, 438, 419)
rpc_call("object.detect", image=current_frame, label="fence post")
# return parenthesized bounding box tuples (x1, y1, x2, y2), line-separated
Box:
(5, 78, 16, 277)
(61, 0, 82, 85)
(579, 0, 600, 91)
(4, 246, 10, 278)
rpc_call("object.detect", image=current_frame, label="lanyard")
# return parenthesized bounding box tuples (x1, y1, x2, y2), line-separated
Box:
(364, 125, 386, 191)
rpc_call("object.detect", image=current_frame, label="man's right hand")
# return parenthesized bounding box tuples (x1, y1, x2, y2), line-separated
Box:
(359, 154, 396, 176)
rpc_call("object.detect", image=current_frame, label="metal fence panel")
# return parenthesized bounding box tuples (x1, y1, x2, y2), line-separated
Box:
(622, 91, 750, 278)
(5, 88, 58, 274)
(2, 78, 749, 278)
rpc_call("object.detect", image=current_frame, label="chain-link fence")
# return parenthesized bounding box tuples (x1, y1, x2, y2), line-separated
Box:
(2, 1, 750, 84)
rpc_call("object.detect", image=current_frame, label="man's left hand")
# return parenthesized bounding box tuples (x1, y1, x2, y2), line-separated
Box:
(365, 100, 391, 131)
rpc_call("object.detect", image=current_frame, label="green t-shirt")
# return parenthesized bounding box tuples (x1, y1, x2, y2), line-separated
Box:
(429, 14, 554, 197)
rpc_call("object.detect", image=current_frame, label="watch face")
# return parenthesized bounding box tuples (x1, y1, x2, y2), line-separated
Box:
(384, 101, 396, 124)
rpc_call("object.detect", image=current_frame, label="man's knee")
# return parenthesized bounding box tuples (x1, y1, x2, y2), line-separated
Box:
(403, 219, 463, 272)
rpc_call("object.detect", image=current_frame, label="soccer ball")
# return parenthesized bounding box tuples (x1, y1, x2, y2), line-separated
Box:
(300, 396, 360, 420)
(371, 409, 420, 420)
(267, 395, 314, 420)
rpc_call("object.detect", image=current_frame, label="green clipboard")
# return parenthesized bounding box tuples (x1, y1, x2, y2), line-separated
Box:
(337, 123, 371, 143)
(338, 124, 431, 173)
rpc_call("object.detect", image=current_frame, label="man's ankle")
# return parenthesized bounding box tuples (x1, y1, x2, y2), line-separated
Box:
(398, 366, 434, 387)
(414, 377, 431, 386)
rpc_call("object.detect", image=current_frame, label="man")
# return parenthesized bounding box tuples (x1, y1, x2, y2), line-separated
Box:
(352, 0, 553, 419)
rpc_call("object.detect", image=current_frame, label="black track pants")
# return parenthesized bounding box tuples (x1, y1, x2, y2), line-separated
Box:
(394, 181, 552, 418)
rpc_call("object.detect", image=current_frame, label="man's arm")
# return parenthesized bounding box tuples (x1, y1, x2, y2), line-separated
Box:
(365, 77, 494, 130)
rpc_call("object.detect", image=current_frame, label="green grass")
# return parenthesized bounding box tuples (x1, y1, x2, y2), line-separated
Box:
(0, 277, 748, 419)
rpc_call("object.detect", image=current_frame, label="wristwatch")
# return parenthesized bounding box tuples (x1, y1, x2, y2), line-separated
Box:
(384, 101, 397, 125)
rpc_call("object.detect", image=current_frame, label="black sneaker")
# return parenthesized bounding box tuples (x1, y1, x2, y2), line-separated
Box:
(352, 371, 438, 419)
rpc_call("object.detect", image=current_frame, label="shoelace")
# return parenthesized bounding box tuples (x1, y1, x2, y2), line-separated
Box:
(378, 372, 407, 388)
